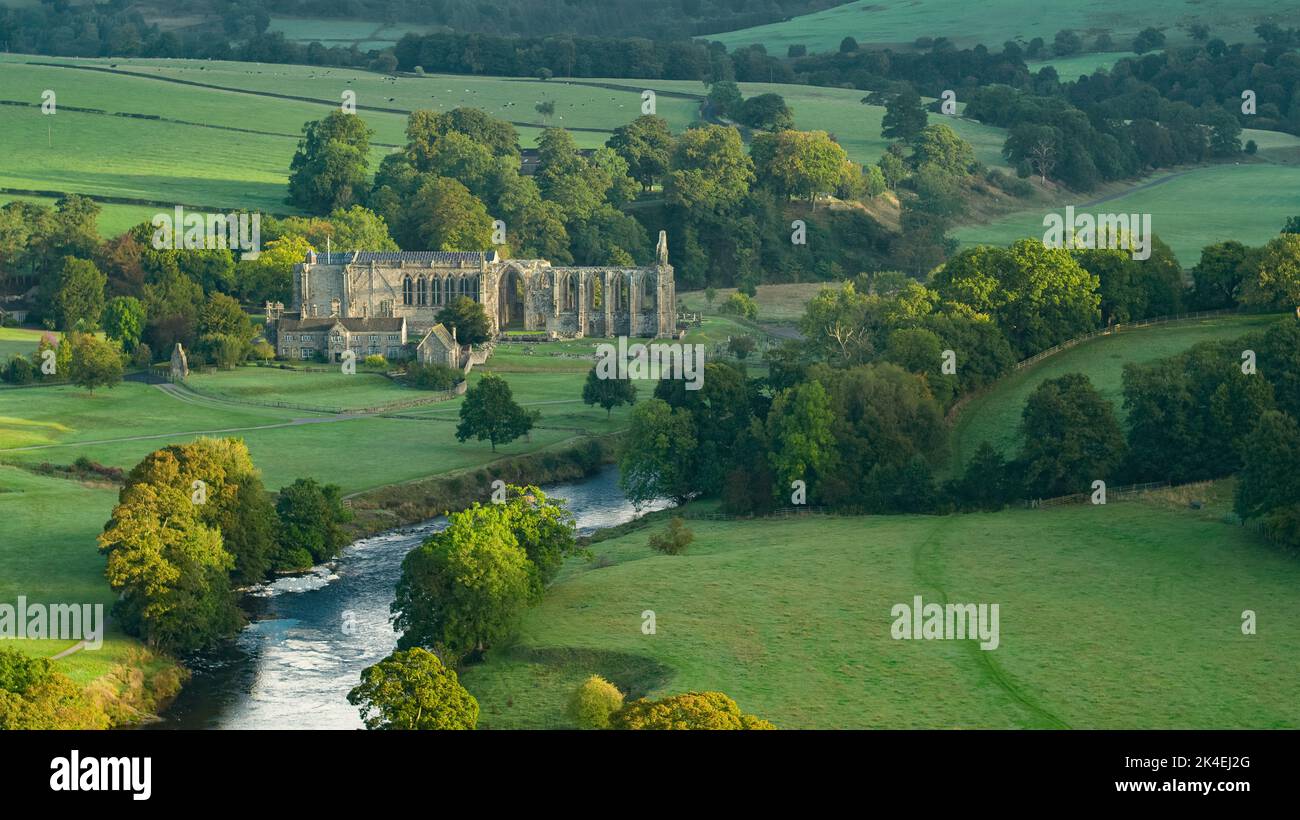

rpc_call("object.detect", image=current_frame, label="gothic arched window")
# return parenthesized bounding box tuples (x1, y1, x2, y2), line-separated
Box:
(402, 276, 413, 306)
(417, 276, 428, 306)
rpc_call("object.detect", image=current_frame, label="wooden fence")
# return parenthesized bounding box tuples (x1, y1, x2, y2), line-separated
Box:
(1024, 481, 1170, 509)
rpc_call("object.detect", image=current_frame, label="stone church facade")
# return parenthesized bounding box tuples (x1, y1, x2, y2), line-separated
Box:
(284, 231, 676, 340)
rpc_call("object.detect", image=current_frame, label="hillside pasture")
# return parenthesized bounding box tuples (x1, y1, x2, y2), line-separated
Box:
(709, 0, 1280, 54)
(947, 313, 1282, 472)
(461, 501, 1300, 728)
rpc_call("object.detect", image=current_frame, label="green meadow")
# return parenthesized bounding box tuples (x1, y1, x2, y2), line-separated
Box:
(462, 500, 1300, 728)
(710, 0, 1278, 53)
(952, 161, 1300, 267)
(0, 464, 142, 685)
(267, 17, 434, 48)
(621, 77, 1013, 168)
(947, 313, 1282, 472)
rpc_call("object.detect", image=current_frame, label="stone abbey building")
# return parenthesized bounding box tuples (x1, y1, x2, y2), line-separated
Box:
(277, 231, 676, 344)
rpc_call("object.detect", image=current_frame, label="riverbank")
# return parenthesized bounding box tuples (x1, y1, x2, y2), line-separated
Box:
(343, 434, 621, 538)
(158, 463, 663, 728)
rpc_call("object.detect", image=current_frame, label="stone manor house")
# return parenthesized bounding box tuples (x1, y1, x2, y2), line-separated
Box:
(270, 232, 676, 364)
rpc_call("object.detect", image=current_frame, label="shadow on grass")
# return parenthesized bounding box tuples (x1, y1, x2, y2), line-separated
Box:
(491, 646, 674, 702)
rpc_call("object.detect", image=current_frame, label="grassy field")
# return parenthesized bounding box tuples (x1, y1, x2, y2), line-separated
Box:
(710, 0, 1279, 53)
(679, 282, 828, 324)
(0, 326, 52, 360)
(267, 17, 433, 48)
(947, 313, 1282, 472)
(461, 499, 1300, 728)
(952, 161, 1300, 267)
(624, 77, 1012, 168)
(1029, 51, 1143, 80)
(0, 464, 142, 685)
(0, 54, 1009, 221)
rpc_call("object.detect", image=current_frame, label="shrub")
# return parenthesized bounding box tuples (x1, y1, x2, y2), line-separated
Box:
(648, 517, 694, 555)
(406, 361, 462, 390)
(719, 292, 758, 320)
(611, 691, 774, 730)
(131, 342, 153, 368)
(727, 335, 756, 359)
(251, 341, 276, 361)
(2, 354, 33, 384)
(568, 675, 625, 729)
(364, 354, 387, 369)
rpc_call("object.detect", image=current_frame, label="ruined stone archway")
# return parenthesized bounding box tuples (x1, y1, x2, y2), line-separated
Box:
(498, 267, 526, 330)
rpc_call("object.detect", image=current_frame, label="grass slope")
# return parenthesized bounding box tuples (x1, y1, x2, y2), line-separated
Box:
(710, 0, 1279, 54)
(952, 162, 1300, 267)
(0, 464, 142, 685)
(948, 313, 1281, 472)
(461, 502, 1300, 729)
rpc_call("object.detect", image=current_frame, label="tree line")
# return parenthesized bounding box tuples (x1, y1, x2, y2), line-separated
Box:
(617, 222, 1300, 517)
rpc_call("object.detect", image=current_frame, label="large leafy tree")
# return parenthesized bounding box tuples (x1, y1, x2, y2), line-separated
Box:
(287, 111, 374, 214)
(274, 477, 352, 570)
(392, 503, 533, 661)
(582, 365, 637, 417)
(607, 115, 675, 191)
(797, 281, 882, 365)
(68, 332, 122, 395)
(1191, 240, 1251, 309)
(881, 87, 927, 141)
(737, 92, 794, 131)
(455, 373, 539, 451)
(751, 129, 851, 204)
(348, 648, 478, 730)
(1018, 373, 1125, 496)
(1244, 234, 1300, 308)
(765, 380, 835, 499)
(618, 398, 698, 505)
(493, 484, 578, 591)
(910, 123, 975, 176)
(235, 235, 311, 305)
(436, 295, 492, 346)
(98, 471, 240, 652)
(405, 176, 493, 251)
(50, 256, 106, 331)
(102, 295, 145, 351)
(665, 125, 755, 215)
(128, 437, 281, 585)
(934, 241, 1100, 356)
(534, 127, 611, 222)
(1234, 410, 1300, 549)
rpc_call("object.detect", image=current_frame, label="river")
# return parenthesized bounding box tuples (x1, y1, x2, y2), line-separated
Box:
(156, 466, 668, 729)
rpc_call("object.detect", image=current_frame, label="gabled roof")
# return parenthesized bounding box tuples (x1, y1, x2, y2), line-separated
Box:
(338, 251, 498, 266)
(279, 316, 406, 333)
(418, 323, 456, 350)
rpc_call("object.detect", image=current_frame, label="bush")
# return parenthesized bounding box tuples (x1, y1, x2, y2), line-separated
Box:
(405, 361, 463, 390)
(2, 355, 34, 384)
(251, 341, 276, 361)
(611, 691, 774, 730)
(648, 516, 694, 555)
(364, 354, 387, 369)
(131, 342, 153, 368)
(727, 335, 756, 359)
(719, 292, 758, 321)
(568, 675, 625, 729)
